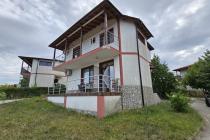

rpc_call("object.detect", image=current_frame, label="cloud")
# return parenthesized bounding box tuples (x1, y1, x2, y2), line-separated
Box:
(71, 0, 102, 16)
(0, 0, 210, 84)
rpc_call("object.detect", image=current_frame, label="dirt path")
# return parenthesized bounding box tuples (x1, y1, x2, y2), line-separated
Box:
(191, 98, 210, 140)
(0, 99, 23, 105)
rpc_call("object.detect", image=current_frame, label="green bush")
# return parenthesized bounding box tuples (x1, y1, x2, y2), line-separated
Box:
(169, 92, 189, 112)
(0, 92, 6, 100)
(0, 87, 48, 100)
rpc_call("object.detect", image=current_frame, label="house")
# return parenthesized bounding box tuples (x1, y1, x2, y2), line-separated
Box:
(19, 56, 66, 87)
(173, 64, 192, 79)
(47, 0, 160, 118)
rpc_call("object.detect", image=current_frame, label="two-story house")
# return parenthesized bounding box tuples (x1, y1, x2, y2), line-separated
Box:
(19, 56, 66, 87)
(173, 64, 192, 79)
(47, 0, 160, 118)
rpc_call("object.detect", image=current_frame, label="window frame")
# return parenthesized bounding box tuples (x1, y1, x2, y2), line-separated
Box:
(72, 46, 81, 59)
(39, 60, 52, 67)
(81, 65, 94, 84)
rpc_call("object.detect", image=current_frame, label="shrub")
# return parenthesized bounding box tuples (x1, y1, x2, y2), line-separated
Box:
(169, 92, 189, 112)
(0, 87, 48, 99)
(0, 92, 6, 100)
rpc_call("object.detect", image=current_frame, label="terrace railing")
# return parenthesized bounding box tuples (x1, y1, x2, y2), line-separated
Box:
(48, 75, 120, 95)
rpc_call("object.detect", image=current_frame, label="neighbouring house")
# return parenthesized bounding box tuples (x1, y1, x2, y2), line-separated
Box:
(19, 56, 66, 87)
(47, 0, 160, 118)
(173, 64, 192, 79)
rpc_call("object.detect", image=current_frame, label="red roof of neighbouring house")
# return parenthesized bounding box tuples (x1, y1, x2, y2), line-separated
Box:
(173, 64, 192, 72)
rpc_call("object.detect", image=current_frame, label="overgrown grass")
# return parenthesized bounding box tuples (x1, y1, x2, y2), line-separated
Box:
(0, 98, 203, 140)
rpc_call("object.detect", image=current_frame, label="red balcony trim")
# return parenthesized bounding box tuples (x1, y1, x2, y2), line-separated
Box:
(54, 47, 119, 69)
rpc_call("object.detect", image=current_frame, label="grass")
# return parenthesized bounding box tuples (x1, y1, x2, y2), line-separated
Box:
(0, 97, 203, 140)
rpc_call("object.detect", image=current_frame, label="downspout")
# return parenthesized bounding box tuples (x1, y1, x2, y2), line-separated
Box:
(34, 59, 39, 87)
(135, 26, 145, 107)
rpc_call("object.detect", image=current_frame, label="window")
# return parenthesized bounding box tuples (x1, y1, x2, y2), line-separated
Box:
(81, 66, 94, 84)
(138, 33, 145, 45)
(108, 28, 114, 44)
(99, 33, 104, 47)
(73, 46, 81, 59)
(91, 37, 95, 44)
(39, 60, 52, 66)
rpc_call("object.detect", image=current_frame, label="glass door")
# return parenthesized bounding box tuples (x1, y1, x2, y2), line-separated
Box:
(99, 60, 114, 91)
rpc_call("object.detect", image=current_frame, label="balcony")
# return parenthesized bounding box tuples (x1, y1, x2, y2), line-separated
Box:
(20, 66, 31, 79)
(54, 31, 119, 72)
(48, 75, 120, 95)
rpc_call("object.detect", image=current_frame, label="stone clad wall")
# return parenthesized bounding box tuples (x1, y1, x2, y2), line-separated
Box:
(121, 85, 161, 109)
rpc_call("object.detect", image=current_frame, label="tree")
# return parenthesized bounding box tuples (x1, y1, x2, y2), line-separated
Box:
(183, 50, 210, 94)
(19, 78, 29, 87)
(151, 55, 177, 99)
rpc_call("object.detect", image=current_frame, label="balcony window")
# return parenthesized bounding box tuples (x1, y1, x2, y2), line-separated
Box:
(108, 28, 114, 44)
(99, 33, 104, 47)
(39, 60, 52, 66)
(73, 46, 81, 59)
(91, 37, 95, 44)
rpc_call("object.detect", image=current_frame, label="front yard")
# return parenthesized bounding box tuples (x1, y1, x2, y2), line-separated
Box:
(0, 98, 202, 140)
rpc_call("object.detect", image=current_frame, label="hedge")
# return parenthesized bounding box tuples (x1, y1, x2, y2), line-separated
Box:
(0, 87, 48, 100)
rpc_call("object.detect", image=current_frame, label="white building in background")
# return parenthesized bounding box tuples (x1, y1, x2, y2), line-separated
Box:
(46, 0, 160, 118)
(173, 65, 192, 79)
(19, 56, 66, 87)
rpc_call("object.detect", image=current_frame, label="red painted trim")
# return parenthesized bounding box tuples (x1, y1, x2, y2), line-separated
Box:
(117, 19, 124, 86)
(54, 47, 119, 69)
(97, 96, 105, 119)
(64, 96, 67, 108)
(121, 52, 151, 64)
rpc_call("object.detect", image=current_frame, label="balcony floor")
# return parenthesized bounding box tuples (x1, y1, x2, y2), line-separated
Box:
(54, 46, 119, 72)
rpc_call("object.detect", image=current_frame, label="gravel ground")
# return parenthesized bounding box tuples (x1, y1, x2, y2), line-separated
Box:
(191, 98, 210, 140)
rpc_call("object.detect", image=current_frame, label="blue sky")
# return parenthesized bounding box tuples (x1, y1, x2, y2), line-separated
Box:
(0, 0, 209, 84)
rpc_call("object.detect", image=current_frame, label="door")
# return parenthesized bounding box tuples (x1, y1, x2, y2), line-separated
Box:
(99, 60, 114, 91)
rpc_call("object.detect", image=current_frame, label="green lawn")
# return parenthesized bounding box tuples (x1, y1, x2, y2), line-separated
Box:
(0, 98, 202, 140)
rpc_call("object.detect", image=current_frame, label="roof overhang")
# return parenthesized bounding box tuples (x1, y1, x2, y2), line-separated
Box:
(19, 56, 63, 67)
(173, 65, 192, 71)
(49, 0, 154, 51)
(54, 46, 119, 72)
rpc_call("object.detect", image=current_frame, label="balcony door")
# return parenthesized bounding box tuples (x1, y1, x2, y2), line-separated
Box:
(81, 66, 94, 84)
(99, 60, 114, 91)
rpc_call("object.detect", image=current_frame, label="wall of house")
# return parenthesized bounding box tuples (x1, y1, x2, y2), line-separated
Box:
(66, 96, 98, 115)
(66, 57, 120, 92)
(120, 20, 138, 52)
(119, 20, 160, 108)
(65, 19, 118, 61)
(48, 96, 64, 106)
(104, 96, 121, 116)
(47, 95, 122, 117)
(29, 59, 66, 87)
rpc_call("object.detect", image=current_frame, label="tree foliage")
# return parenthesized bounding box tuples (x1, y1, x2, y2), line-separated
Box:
(19, 78, 29, 87)
(183, 50, 210, 94)
(151, 55, 177, 99)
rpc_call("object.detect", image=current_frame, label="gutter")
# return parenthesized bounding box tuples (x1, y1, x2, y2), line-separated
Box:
(135, 25, 145, 107)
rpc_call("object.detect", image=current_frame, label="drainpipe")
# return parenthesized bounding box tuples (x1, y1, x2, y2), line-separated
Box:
(135, 26, 145, 107)
(34, 59, 39, 87)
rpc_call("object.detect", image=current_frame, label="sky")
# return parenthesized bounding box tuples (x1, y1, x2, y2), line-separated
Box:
(0, 0, 209, 84)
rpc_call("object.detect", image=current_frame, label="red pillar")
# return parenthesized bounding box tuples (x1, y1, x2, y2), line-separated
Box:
(97, 96, 105, 119)
(64, 96, 67, 108)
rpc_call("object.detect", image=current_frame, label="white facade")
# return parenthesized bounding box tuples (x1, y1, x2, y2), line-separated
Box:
(28, 59, 66, 87)
(60, 19, 153, 90)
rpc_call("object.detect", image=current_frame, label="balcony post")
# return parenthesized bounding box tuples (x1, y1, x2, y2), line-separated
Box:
(80, 27, 83, 55)
(64, 38, 68, 62)
(53, 48, 56, 67)
(104, 12, 108, 45)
